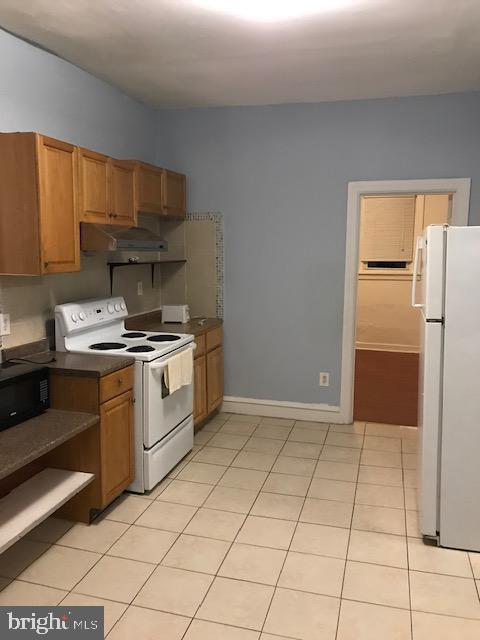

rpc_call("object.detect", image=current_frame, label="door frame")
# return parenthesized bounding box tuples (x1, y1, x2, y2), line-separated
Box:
(338, 178, 471, 424)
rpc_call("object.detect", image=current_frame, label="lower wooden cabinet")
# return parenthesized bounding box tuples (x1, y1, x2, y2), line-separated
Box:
(100, 390, 134, 505)
(207, 346, 224, 414)
(193, 327, 224, 427)
(193, 356, 208, 424)
(49, 365, 134, 521)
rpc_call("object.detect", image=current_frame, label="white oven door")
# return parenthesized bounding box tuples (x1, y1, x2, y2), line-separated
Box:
(143, 343, 194, 448)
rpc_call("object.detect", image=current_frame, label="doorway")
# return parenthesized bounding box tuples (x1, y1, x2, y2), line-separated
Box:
(338, 178, 471, 425)
(353, 193, 450, 425)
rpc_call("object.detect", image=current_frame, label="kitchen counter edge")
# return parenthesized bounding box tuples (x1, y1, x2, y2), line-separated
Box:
(126, 311, 222, 337)
(26, 351, 135, 378)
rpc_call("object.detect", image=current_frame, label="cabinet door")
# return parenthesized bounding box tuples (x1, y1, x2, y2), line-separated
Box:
(162, 169, 186, 218)
(136, 163, 163, 214)
(78, 148, 109, 224)
(207, 346, 224, 414)
(100, 390, 134, 505)
(194, 355, 207, 425)
(110, 159, 136, 226)
(36, 135, 80, 273)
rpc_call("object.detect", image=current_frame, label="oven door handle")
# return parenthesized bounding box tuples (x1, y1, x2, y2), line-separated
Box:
(148, 343, 196, 372)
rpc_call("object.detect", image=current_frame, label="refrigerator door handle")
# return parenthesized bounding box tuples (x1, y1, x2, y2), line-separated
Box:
(412, 236, 424, 309)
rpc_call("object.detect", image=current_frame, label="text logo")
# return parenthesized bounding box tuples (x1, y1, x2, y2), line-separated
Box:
(0, 607, 104, 638)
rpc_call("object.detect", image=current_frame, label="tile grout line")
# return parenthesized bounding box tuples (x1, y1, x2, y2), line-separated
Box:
(181, 415, 327, 636)
(172, 414, 292, 639)
(62, 491, 187, 636)
(173, 417, 288, 638)
(8, 416, 476, 638)
(256, 419, 315, 638)
(103, 468, 220, 637)
(402, 436, 415, 640)
(334, 421, 365, 640)
(84, 470, 216, 637)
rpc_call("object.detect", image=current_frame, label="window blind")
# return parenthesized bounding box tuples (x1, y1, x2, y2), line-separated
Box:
(360, 196, 416, 262)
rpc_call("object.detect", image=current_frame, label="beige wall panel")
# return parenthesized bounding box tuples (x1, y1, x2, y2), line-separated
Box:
(356, 193, 450, 353)
(0, 214, 163, 348)
(185, 220, 217, 317)
(356, 278, 421, 352)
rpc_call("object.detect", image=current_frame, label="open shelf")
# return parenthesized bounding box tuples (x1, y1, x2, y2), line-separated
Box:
(0, 468, 94, 554)
(108, 260, 187, 293)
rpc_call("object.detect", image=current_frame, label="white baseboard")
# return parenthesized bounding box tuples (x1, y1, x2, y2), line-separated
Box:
(221, 396, 347, 423)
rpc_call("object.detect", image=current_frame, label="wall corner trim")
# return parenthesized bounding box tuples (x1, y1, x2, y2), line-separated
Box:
(222, 396, 346, 423)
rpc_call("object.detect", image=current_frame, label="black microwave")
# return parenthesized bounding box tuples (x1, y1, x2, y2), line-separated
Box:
(0, 363, 50, 432)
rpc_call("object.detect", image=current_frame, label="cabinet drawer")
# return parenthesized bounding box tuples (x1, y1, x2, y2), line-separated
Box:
(100, 366, 134, 404)
(206, 326, 223, 352)
(195, 334, 206, 358)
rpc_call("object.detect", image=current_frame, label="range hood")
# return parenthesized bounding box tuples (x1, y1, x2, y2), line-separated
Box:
(81, 224, 168, 252)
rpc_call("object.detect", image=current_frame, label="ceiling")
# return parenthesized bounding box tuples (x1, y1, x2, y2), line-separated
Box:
(1, 0, 480, 108)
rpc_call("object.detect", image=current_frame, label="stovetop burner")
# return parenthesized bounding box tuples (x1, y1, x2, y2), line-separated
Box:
(127, 345, 156, 353)
(122, 332, 147, 339)
(147, 334, 181, 342)
(89, 342, 127, 351)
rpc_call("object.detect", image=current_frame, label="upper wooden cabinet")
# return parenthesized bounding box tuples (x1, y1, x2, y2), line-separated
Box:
(133, 162, 186, 218)
(78, 149, 136, 226)
(0, 132, 80, 275)
(77, 148, 109, 223)
(0, 132, 186, 276)
(163, 169, 186, 218)
(134, 161, 164, 215)
(110, 159, 136, 226)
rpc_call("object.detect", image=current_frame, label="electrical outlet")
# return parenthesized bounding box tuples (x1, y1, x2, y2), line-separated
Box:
(137, 281, 143, 296)
(0, 313, 11, 336)
(319, 372, 330, 387)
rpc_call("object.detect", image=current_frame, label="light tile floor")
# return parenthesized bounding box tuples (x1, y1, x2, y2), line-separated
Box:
(1, 413, 480, 639)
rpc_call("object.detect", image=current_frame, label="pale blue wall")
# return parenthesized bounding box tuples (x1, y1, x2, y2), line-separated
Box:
(0, 29, 155, 161)
(0, 29, 159, 348)
(155, 94, 480, 405)
(2, 25, 480, 406)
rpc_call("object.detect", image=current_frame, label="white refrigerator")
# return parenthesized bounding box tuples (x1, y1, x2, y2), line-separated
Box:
(413, 224, 480, 551)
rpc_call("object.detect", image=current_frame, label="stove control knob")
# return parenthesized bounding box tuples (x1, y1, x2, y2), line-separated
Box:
(71, 313, 78, 323)
(114, 303, 121, 312)
(107, 303, 114, 314)
(120, 302, 126, 311)
(79, 312, 86, 321)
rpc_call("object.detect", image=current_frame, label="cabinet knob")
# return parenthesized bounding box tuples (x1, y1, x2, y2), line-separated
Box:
(44, 261, 49, 268)
(118, 378, 123, 385)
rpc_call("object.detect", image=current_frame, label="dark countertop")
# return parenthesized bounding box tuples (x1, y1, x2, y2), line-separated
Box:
(126, 311, 222, 337)
(24, 351, 134, 378)
(0, 409, 99, 481)
(0, 361, 47, 384)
